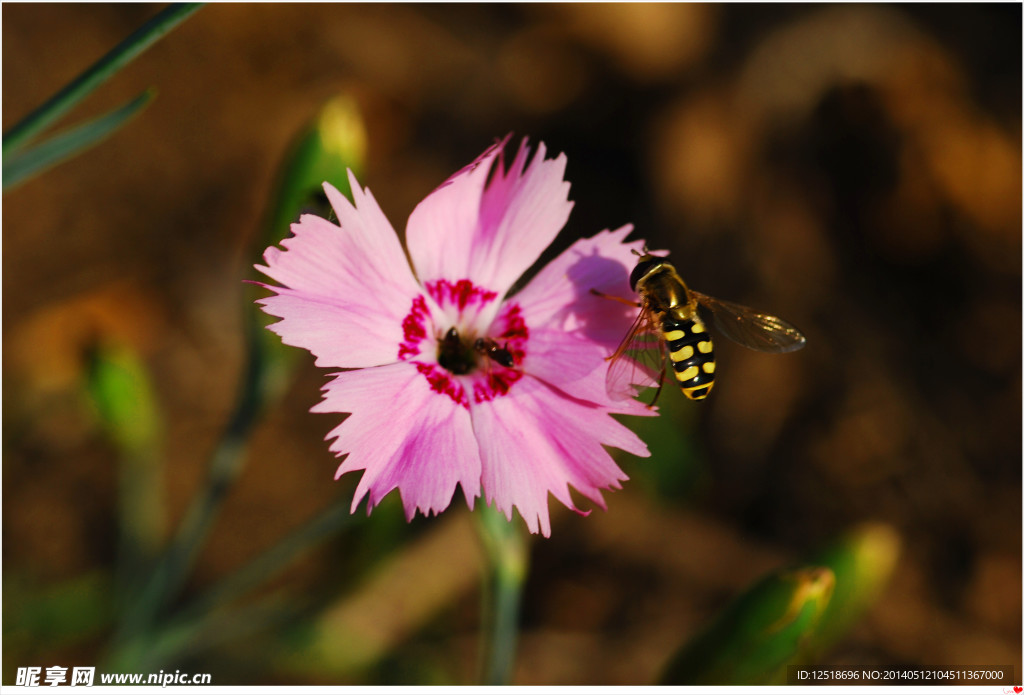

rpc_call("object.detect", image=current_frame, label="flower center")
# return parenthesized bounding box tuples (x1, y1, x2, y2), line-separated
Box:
(396, 278, 530, 408)
(436, 327, 478, 375)
(435, 326, 518, 375)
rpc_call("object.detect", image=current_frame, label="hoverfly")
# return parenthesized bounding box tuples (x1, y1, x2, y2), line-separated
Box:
(593, 250, 806, 404)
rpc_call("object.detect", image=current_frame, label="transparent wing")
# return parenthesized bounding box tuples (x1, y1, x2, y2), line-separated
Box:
(605, 304, 667, 400)
(690, 290, 806, 354)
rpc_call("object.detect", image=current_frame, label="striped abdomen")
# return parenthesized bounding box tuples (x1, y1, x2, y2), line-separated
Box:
(662, 313, 715, 400)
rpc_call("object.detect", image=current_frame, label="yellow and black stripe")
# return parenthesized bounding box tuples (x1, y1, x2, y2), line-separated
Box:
(662, 315, 715, 400)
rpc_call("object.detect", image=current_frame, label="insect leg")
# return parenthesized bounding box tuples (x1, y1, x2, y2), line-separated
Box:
(646, 364, 667, 409)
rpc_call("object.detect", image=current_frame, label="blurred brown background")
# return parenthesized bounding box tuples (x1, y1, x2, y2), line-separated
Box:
(3, 3, 1020, 685)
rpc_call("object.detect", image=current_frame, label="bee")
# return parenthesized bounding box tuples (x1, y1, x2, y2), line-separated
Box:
(437, 327, 516, 373)
(473, 336, 515, 368)
(593, 250, 806, 404)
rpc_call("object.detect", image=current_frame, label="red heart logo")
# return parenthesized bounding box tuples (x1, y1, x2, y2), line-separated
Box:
(1013, 687, 1022, 693)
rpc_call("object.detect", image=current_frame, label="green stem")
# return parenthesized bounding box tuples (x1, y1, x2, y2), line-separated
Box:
(2, 3, 201, 155)
(476, 504, 528, 685)
(113, 305, 271, 645)
(108, 500, 353, 671)
(180, 500, 353, 621)
(115, 449, 164, 609)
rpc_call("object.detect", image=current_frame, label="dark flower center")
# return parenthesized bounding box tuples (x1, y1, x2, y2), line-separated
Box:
(436, 327, 517, 375)
(437, 327, 478, 375)
(395, 281, 530, 407)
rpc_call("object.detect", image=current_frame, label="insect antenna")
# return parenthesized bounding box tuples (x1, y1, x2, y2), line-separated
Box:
(589, 288, 641, 308)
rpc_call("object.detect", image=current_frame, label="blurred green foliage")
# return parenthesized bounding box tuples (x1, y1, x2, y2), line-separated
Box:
(617, 388, 706, 504)
(262, 94, 367, 249)
(84, 340, 162, 455)
(662, 566, 834, 684)
(661, 523, 900, 685)
(3, 90, 154, 191)
(4, 573, 114, 658)
(799, 523, 901, 656)
(2, 4, 200, 190)
(84, 340, 166, 611)
(94, 94, 372, 672)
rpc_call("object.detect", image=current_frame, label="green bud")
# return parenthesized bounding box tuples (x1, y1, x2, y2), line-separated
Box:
(661, 566, 835, 684)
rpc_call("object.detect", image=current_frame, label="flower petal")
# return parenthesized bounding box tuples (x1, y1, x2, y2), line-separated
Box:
(314, 362, 482, 519)
(513, 225, 645, 351)
(509, 225, 658, 408)
(406, 137, 574, 303)
(523, 327, 656, 416)
(255, 287, 428, 369)
(255, 173, 425, 367)
(470, 375, 649, 537)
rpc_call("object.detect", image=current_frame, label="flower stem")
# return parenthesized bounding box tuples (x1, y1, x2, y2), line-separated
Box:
(108, 500, 354, 672)
(112, 304, 275, 647)
(179, 499, 354, 622)
(476, 504, 528, 685)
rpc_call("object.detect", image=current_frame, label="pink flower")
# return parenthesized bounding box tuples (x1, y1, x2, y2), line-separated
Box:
(254, 136, 652, 536)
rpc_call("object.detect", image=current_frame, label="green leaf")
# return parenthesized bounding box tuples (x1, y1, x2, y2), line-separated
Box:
(3, 90, 153, 191)
(661, 566, 835, 685)
(2, 3, 201, 155)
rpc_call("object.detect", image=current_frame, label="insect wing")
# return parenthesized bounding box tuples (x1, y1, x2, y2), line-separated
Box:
(690, 290, 806, 353)
(605, 305, 666, 400)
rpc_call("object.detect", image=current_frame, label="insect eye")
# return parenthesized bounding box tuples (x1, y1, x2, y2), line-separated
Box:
(629, 259, 661, 291)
